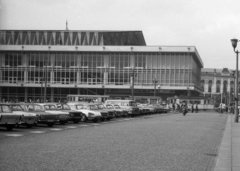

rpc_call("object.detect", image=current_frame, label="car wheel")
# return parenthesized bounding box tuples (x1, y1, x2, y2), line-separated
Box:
(47, 123, 54, 127)
(59, 121, 66, 125)
(26, 124, 33, 128)
(73, 120, 80, 124)
(81, 115, 87, 122)
(6, 125, 14, 131)
(93, 118, 99, 123)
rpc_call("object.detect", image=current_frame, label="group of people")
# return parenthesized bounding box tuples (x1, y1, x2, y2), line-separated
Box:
(169, 103, 199, 113)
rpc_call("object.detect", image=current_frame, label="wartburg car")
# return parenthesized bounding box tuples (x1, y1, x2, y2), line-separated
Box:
(0, 103, 21, 130)
(67, 103, 102, 123)
(20, 103, 59, 127)
(9, 103, 38, 128)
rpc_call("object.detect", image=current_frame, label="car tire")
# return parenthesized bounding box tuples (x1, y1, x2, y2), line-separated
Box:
(6, 125, 14, 131)
(47, 123, 54, 127)
(93, 119, 99, 123)
(26, 124, 33, 128)
(59, 121, 66, 125)
(81, 115, 87, 122)
(73, 120, 80, 124)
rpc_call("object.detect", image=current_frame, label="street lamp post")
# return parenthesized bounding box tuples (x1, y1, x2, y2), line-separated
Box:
(131, 68, 135, 100)
(41, 77, 43, 103)
(231, 38, 239, 122)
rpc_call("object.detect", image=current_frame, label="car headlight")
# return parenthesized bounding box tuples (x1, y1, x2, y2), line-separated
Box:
(88, 113, 95, 117)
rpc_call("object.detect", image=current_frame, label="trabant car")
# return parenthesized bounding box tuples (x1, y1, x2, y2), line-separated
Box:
(9, 103, 38, 128)
(0, 103, 21, 130)
(106, 104, 128, 117)
(105, 100, 140, 117)
(20, 103, 59, 127)
(67, 102, 102, 122)
(94, 103, 115, 121)
(38, 103, 70, 125)
(54, 103, 83, 124)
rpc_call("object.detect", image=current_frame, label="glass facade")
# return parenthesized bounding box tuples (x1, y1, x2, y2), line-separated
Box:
(0, 51, 200, 86)
(0, 50, 202, 102)
(0, 30, 203, 102)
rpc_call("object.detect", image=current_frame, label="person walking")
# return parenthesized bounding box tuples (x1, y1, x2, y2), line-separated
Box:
(191, 104, 194, 113)
(195, 104, 198, 113)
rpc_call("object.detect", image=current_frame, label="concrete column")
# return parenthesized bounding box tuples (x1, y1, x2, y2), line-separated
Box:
(24, 71, 28, 83)
(204, 83, 208, 93)
(213, 77, 217, 93)
(104, 55, 109, 68)
(77, 71, 81, 84)
(24, 87, 28, 102)
(51, 71, 54, 84)
(77, 88, 80, 94)
(0, 87, 2, 102)
(220, 78, 223, 93)
(51, 88, 54, 102)
(227, 78, 231, 92)
(104, 72, 108, 85)
(187, 90, 191, 96)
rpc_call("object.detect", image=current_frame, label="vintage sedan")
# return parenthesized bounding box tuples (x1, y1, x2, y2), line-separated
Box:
(105, 104, 128, 117)
(55, 103, 83, 124)
(38, 103, 70, 125)
(0, 103, 21, 130)
(94, 103, 115, 121)
(9, 103, 38, 128)
(20, 103, 59, 127)
(67, 102, 102, 122)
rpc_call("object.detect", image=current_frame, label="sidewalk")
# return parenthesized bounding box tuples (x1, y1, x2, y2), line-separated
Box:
(214, 114, 240, 171)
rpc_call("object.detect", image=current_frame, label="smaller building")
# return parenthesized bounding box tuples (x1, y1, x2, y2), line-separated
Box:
(201, 68, 235, 106)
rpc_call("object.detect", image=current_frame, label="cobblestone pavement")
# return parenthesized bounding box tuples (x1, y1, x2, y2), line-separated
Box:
(0, 112, 228, 171)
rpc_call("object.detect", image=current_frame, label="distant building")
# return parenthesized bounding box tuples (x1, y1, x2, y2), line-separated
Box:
(0, 29, 203, 102)
(201, 68, 235, 106)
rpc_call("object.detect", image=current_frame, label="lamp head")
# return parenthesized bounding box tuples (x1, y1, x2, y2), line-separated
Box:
(231, 38, 238, 49)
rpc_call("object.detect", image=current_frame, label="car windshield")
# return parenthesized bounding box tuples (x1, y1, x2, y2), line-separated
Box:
(62, 104, 70, 110)
(11, 105, 24, 111)
(106, 105, 113, 109)
(89, 105, 98, 110)
(129, 102, 137, 106)
(97, 104, 105, 109)
(76, 105, 84, 110)
(44, 105, 57, 110)
(1, 105, 12, 112)
(34, 105, 44, 112)
(114, 105, 121, 109)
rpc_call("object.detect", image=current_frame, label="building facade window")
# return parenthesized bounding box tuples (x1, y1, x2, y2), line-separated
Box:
(208, 80, 212, 93)
(216, 80, 221, 93)
(201, 80, 205, 92)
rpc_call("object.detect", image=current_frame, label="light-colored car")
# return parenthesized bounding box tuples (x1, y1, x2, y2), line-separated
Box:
(0, 103, 21, 130)
(38, 103, 70, 125)
(20, 103, 59, 127)
(9, 103, 38, 128)
(67, 102, 103, 122)
(94, 103, 115, 121)
(54, 103, 83, 124)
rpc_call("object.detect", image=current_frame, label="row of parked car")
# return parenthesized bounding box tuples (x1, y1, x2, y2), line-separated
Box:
(0, 100, 169, 131)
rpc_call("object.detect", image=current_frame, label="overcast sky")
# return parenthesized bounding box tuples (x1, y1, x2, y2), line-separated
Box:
(1, 0, 240, 69)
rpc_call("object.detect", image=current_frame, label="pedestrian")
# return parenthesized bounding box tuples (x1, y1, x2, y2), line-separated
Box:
(172, 103, 175, 112)
(191, 104, 194, 113)
(195, 104, 198, 113)
(225, 105, 228, 114)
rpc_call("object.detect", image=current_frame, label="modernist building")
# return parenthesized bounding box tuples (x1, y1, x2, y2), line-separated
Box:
(201, 68, 235, 105)
(0, 29, 203, 102)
